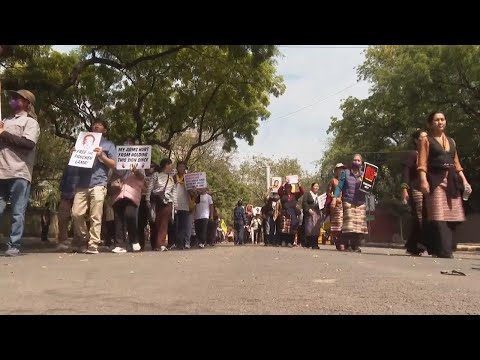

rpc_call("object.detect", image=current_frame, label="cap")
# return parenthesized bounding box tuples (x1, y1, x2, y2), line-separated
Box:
(335, 163, 346, 169)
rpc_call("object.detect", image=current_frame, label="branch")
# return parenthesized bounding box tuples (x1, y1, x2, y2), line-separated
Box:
(60, 46, 188, 92)
(198, 82, 224, 143)
(133, 75, 158, 142)
(186, 127, 224, 162)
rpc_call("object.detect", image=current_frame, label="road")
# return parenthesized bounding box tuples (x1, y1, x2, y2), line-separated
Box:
(1, 244, 480, 314)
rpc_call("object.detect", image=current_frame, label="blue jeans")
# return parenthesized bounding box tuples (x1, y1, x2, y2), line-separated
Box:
(0, 178, 31, 249)
(176, 211, 192, 248)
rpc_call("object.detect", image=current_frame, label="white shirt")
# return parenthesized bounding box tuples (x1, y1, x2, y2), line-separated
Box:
(194, 194, 213, 220)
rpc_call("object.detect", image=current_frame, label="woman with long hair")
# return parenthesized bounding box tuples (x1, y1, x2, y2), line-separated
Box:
(418, 111, 471, 258)
(332, 155, 368, 252)
(146, 158, 176, 252)
(401, 129, 428, 256)
(326, 163, 346, 250)
(302, 182, 322, 249)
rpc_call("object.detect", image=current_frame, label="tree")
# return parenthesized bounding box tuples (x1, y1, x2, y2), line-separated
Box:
(320, 45, 480, 211)
(1, 45, 286, 207)
(239, 156, 305, 205)
(1, 45, 285, 159)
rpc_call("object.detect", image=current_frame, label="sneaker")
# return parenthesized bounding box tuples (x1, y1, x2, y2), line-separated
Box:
(132, 243, 141, 252)
(86, 246, 99, 254)
(199, 243, 205, 248)
(185, 244, 191, 249)
(112, 247, 127, 254)
(57, 243, 70, 252)
(169, 244, 177, 250)
(5, 247, 20, 257)
(287, 243, 293, 248)
(160, 246, 168, 252)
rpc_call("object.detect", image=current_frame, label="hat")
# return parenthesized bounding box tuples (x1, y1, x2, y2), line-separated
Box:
(335, 163, 346, 169)
(8, 89, 36, 105)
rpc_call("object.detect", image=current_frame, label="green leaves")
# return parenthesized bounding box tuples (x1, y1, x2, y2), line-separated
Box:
(321, 45, 480, 210)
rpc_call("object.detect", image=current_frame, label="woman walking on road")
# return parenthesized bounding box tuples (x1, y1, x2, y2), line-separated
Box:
(417, 111, 471, 258)
(332, 155, 368, 252)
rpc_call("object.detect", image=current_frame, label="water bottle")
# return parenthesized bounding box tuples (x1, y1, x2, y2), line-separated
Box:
(463, 185, 472, 201)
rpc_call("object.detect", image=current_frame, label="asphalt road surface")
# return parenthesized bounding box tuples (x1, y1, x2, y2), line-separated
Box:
(1, 244, 480, 314)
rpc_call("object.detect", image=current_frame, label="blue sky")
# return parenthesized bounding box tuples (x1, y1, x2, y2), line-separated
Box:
(52, 45, 371, 173)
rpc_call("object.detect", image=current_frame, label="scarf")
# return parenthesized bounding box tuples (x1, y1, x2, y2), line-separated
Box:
(175, 174, 185, 185)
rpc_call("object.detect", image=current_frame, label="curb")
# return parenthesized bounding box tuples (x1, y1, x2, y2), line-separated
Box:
(364, 242, 480, 252)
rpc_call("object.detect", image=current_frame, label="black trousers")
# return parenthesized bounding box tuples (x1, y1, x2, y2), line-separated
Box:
(424, 221, 458, 258)
(306, 236, 319, 249)
(195, 218, 209, 246)
(112, 198, 138, 247)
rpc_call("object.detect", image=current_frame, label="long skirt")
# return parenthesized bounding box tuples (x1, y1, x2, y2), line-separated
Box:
(425, 177, 465, 222)
(342, 202, 367, 234)
(330, 203, 343, 233)
(305, 209, 322, 237)
(424, 175, 465, 258)
(278, 207, 299, 235)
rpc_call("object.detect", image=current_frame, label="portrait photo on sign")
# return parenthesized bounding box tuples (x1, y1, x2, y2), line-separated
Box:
(68, 132, 103, 169)
(271, 177, 282, 193)
(75, 132, 102, 151)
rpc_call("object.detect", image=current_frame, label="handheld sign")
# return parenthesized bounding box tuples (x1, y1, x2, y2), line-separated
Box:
(116, 145, 151, 170)
(68, 132, 102, 168)
(318, 193, 327, 210)
(271, 177, 282, 193)
(185, 172, 207, 191)
(286, 175, 299, 184)
(359, 162, 379, 194)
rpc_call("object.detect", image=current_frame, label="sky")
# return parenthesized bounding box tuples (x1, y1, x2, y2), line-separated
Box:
(52, 45, 371, 173)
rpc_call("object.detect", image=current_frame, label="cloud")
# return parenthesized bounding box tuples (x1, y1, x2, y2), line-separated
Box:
(235, 46, 371, 173)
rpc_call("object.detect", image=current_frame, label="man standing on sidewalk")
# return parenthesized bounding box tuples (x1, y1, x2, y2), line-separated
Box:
(0, 89, 40, 256)
(71, 120, 116, 254)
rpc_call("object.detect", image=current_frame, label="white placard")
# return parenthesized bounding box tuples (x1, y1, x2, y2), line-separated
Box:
(68, 132, 102, 168)
(185, 172, 207, 191)
(318, 193, 327, 210)
(116, 145, 151, 170)
(286, 175, 299, 184)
